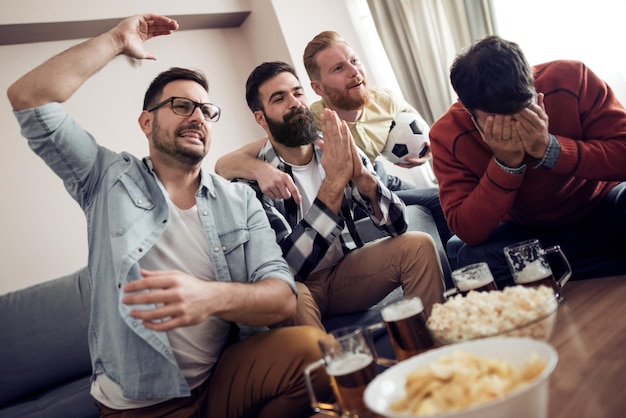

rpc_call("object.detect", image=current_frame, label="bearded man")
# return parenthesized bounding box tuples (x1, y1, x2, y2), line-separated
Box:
(303, 30, 451, 246)
(215, 34, 453, 286)
(235, 61, 444, 329)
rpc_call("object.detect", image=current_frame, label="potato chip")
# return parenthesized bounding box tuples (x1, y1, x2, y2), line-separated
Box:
(390, 350, 545, 415)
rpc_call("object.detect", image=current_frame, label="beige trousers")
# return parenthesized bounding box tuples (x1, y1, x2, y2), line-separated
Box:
(295, 231, 445, 329)
(96, 326, 331, 418)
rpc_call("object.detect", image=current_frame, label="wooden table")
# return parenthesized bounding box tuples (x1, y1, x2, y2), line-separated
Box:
(548, 275, 626, 418)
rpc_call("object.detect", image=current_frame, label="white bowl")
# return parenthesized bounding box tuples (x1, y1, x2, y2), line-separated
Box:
(364, 337, 558, 418)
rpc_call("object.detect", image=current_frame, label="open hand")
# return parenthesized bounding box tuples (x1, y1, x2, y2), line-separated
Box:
(114, 14, 179, 60)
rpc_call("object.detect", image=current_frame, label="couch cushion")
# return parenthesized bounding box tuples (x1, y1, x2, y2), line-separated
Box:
(0, 267, 92, 407)
(0, 376, 98, 418)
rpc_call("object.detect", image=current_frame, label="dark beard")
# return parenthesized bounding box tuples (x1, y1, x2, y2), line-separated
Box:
(152, 118, 207, 165)
(325, 81, 371, 111)
(265, 107, 319, 148)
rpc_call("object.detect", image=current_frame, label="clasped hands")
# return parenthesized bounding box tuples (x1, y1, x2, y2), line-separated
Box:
(318, 109, 372, 187)
(256, 109, 375, 204)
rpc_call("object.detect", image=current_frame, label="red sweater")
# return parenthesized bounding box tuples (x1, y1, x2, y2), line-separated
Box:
(430, 60, 626, 245)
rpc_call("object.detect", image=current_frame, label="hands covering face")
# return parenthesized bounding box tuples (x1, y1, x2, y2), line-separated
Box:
(474, 93, 550, 168)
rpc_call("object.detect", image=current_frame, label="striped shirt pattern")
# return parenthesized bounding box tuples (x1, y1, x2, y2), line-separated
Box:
(236, 140, 407, 282)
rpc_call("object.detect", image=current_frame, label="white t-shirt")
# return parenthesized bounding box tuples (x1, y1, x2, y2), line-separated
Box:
(291, 159, 344, 273)
(91, 198, 230, 409)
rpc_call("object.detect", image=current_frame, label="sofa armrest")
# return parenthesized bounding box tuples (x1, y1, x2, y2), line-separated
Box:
(0, 267, 92, 407)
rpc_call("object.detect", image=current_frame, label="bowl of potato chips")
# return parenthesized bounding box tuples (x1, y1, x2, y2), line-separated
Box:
(364, 337, 558, 418)
(426, 285, 558, 345)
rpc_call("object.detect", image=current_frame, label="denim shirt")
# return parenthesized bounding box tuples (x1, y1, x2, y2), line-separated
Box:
(14, 103, 294, 400)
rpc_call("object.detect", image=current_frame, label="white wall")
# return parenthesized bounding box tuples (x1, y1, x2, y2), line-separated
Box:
(492, 0, 626, 105)
(0, 0, 397, 294)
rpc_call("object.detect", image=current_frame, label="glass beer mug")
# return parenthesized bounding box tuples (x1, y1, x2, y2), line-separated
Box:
(443, 262, 498, 299)
(365, 296, 436, 367)
(504, 239, 572, 299)
(304, 326, 379, 417)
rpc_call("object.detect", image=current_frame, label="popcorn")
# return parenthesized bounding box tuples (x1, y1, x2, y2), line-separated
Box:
(427, 285, 557, 343)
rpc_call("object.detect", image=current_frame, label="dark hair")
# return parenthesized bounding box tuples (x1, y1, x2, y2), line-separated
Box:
(302, 30, 348, 81)
(450, 36, 535, 114)
(142, 67, 209, 110)
(245, 61, 299, 112)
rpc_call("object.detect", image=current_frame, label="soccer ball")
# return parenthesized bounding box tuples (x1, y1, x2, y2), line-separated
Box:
(382, 112, 430, 164)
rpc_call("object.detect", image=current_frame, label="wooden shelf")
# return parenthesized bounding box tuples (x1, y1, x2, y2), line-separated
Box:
(0, 12, 250, 46)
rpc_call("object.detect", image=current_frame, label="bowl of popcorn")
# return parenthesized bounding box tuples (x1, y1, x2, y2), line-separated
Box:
(364, 337, 558, 418)
(426, 285, 558, 345)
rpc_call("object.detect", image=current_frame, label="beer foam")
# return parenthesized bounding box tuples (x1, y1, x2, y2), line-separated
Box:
(381, 298, 424, 322)
(456, 277, 491, 292)
(515, 259, 551, 284)
(326, 353, 373, 376)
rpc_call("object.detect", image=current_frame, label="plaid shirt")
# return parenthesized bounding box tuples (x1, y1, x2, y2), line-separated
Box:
(236, 140, 407, 282)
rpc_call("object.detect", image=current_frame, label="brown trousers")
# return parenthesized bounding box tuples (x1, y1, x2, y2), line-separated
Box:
(96, 326, 331, 418)
(295, 231, 445, 329)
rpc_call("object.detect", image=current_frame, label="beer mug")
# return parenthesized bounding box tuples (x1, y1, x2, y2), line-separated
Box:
(504, 239, 572, 298)
(365, 296, 435, 367)
(304, 326, 378, 417)
(443, 262, 498, 298)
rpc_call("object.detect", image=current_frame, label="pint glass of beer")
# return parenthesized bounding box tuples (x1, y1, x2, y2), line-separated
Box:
(304, 326, 378, 417)
(443, 262, 498, 299)
(504, 239, 572, 298)
(365, 296, 436, 367)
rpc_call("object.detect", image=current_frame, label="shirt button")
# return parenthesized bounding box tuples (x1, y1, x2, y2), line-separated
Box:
(214, 247, 220, 252)
(203, 211, 208, 216)
(136, 199, 143, 205)
(222, 246, 227, 251)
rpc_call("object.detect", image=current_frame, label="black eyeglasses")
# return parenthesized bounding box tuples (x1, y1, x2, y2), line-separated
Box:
(148, 97, 221, 122)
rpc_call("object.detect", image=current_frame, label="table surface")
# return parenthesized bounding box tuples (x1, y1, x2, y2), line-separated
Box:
(548, 275, 626, 418)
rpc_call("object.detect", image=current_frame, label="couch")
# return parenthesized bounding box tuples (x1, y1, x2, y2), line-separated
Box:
(0, 205, 445, 417)
(0, 267, 95, 417)
(0, 267, 401, 417)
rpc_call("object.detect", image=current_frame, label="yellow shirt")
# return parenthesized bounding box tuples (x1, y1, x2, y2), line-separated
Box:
(310, 87, 413, 162)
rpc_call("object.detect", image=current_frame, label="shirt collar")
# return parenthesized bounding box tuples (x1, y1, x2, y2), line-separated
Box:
(142, 157, 215, 197)
(259, 138, 324, 171)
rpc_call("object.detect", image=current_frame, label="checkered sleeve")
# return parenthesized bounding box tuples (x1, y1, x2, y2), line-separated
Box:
(270, 197, 344, 282)
(351, 152, 408, 236)
(235, 178, 345, 282)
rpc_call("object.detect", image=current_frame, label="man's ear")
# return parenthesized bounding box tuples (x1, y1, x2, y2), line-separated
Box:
(254, 110, 267, 127)
(310, 80, 324, 97)
(138, 111, 152, 136)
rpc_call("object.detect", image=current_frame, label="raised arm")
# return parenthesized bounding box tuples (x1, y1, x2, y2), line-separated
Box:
(215, 137, 302, 203)
(7, 14, 178, 110)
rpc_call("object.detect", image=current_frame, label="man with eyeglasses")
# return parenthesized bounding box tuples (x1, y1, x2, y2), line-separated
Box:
(430, 35, 626, 287)
(7, 14, 329, 417)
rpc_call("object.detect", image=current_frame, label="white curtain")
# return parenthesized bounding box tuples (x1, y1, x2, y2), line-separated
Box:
(367, 0, 496, 124)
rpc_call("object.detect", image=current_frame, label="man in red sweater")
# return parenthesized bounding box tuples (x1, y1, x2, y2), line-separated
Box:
(430, 35, 626, 287)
